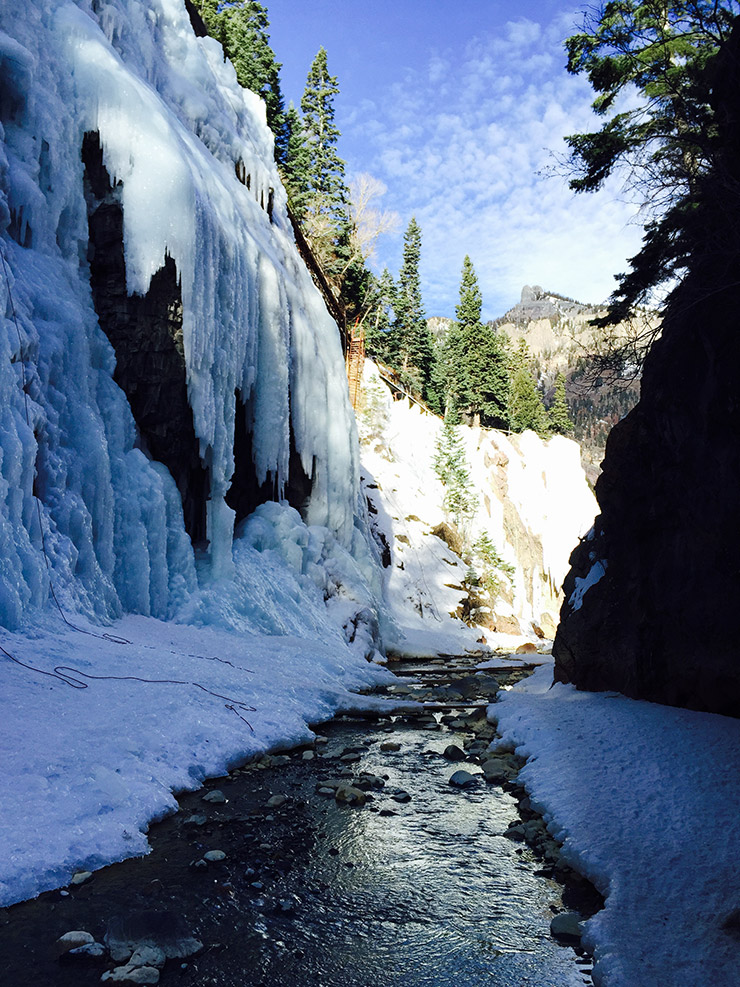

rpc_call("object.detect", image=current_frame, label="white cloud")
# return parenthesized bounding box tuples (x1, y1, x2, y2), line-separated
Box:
(341, 11, 644, 318)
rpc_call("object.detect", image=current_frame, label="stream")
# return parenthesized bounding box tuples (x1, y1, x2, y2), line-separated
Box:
(0, 653, 597, 986)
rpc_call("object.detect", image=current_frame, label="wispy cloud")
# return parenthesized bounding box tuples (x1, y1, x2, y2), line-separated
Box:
(341, 12, 644, 319)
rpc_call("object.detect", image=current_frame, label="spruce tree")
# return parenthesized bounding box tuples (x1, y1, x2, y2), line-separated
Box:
(364, 268, 397, 364)
(433, 409, 477, 529)
(446, 256, 509, 428)
(300, 47, 348, 228)
(282, 102, 311, 218)
(394, 218, 438, 406)
(548, 372, 575, 435)
(507, 340, 549, 436)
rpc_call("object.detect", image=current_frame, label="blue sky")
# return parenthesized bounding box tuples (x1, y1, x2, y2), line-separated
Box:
(265, 1, 643, 320)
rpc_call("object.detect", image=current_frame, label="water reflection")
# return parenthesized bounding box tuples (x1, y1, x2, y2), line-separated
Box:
(248, 719, 591, 987)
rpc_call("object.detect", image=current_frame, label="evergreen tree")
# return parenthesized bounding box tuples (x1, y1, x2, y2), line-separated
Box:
(394, 217, 439, 407)
(193, 1, 288, 164)
(507, 340, 549, 436)
(445, 256, 509, 428)
(548, 372, 575, 435)
(433, 409, 477, 529)
(300, 47, 348, 228)
(565, 1, 740, 327)
(282, 102, 311, 217)
(364, 268, 397, 364)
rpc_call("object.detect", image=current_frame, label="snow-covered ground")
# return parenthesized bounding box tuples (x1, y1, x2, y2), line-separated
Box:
(495, 663, 740, 987)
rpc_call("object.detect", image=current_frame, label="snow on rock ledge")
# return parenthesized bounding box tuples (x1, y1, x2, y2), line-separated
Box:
(0, 0, 377, 632)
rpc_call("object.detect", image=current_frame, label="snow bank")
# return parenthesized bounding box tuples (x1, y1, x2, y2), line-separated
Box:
(0, 613, 389, 906)
(495, 667, 740, 986)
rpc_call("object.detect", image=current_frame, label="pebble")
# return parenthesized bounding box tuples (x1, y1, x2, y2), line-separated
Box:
(301, 750, 315, 760)
(203, 850, 226, 862)
(380, 741, 401, 752)
(391, 790, 411, 803)
(202, 790, 226, 804)
(448, 770, 477, 787)
(182, 814, 207, 827)
(70, 871, 93, 886)
(266, 794, 287, 809)
(128, 945, 166, 969)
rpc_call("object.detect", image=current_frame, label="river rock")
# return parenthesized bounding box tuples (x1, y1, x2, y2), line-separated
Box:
(71, 870, 93, 886)
(301, 750, 315, 760)
(105, 911, 203, 962)
(101, 965, 160, 984)
(380, 741, 401, 752)
(57, 931, 95, 956)
(203, 850, 226, 862)
(448, 770, 477, 787)
(550, 912, 583, 940)
(391, 790, 411, 803)
(267, 794, 287, 808)
(201, 790, 226, 804)
(481, 757, 516, 783)
(128, 946, 166, 969)
(62, 942, 107, 963)
(335, 785, 366, 806)
(182, 814, 207, 827)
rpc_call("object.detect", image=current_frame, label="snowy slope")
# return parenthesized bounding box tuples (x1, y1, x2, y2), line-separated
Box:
(495, 666, 740, 987)
(358, 363, 597, 653)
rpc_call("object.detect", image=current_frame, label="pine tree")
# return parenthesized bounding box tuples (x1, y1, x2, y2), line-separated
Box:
(193, 1, 288, 164)
(507, 340, 549, 436)
(565, 1, 740, 327)
(548, 371, 575, 435)
(282, 102, 311, 218)
(433, 410, 477, 529)
(300, 47, 348, 228)
(445, 256, 509, 428)
(364, 268, 397, 363)
(394, 217, 439, 406)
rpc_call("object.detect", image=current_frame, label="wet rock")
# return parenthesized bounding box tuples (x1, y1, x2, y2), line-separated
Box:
(503, 823, 527, 842)
(202, 790, 226, 804)
(267, 794, 287, 809)
(448, 770, 477, 787)
(61, 942, 107, 964)
(391, 790, 411, 803)
(481, 758, 516, 783)
(334, 785, 366, 806)
(182, 814, 207, 827)
(71, 870, 93, 886)
(272, 755, 291, 767)
(550, 912, 583, 941)
(301, 750, 315, 760)
(203, 850, 226, 862)
(317, 787, 334, 796)
(128, 946, 166, 969)
(57, 931, 95, 956)
(101, 964, 160, 984)
(105, 911, 203, 963)
(380, 741, 401, 752)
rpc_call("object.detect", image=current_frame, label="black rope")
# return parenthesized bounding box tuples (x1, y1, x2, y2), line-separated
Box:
(0, 642, 255, 729)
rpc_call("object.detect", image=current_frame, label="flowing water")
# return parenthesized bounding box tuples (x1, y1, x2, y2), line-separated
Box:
(0, 655, 596, 986)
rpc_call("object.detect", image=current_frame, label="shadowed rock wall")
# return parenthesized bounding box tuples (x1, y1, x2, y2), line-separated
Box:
(553, 26, 740, 717)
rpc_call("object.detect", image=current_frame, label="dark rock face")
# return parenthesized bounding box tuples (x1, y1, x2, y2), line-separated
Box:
(83, 131, 210, 547)
(82, 131, 314, 547)
(553, 30, 740, 718)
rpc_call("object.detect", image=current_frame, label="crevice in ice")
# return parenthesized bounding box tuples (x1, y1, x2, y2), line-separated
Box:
(82, 130, 209, 548)
(225, 388, 315, 528)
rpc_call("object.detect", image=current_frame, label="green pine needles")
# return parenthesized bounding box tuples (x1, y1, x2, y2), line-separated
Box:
(433, 411, 477, 529)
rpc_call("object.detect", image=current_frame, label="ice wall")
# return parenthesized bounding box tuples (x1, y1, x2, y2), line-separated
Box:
(0, 0, 374, 632)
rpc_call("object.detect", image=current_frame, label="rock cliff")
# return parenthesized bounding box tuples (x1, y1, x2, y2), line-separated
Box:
(553, 24, 740, 717)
